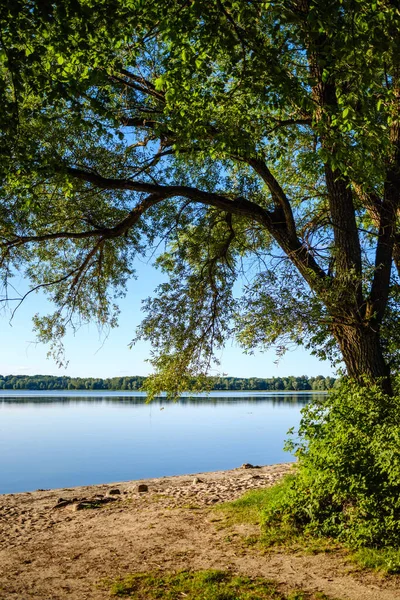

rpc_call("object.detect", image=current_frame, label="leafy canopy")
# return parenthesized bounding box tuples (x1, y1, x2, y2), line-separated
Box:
(1, 1, 400, 392)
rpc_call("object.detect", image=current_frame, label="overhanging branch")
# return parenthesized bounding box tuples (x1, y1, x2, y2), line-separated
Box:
(65, 166, 327, 285)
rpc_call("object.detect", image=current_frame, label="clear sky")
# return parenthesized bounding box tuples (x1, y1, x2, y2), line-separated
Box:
(0, 257, 335, 379)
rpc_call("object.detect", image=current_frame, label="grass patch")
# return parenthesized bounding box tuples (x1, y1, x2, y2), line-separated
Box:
(218, 478, 399, 574)
(217, 479, 338, 554)
(104, 570, 335, 599)
(351, 547, 400, 574)
(216, 488, 273, 526)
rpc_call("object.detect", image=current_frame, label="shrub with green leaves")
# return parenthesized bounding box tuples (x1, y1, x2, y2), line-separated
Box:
(265, 380, 400, 548)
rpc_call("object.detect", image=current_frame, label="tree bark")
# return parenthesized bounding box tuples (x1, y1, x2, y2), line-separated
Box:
(332, 324, 393, 396)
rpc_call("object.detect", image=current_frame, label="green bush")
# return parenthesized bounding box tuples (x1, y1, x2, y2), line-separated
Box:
(265, 379, 400, 548)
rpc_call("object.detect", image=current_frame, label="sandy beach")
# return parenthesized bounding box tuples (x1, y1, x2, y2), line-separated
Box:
(0, 463, 399, 600)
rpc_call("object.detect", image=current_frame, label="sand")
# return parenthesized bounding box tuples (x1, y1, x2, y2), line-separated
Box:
(0, 463, 399, 600)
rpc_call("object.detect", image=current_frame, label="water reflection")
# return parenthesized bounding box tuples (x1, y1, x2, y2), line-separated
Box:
(0, 392, 316, 406)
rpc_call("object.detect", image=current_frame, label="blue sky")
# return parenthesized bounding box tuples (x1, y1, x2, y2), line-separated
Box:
(0, 258, 335, 379)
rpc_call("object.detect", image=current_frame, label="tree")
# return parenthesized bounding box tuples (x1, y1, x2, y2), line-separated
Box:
(1, 1, 400, 396)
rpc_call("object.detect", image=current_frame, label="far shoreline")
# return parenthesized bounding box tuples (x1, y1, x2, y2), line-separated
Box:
(0, 373, 336, 393)
(0, 389, 325, 398)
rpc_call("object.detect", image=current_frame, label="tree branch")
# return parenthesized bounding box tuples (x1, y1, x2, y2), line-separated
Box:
(65, 166, 327, 286)
(3, 193, 165, 249)
(245, 156, 298, 238)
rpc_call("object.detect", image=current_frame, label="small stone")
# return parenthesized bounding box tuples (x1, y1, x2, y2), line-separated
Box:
(52, 500, 70, 509)
(107, 489, 121, 496)
(57, 497, 67, 504)
(71, 503, 84, 511)
(192, 477, 203, 484)
(137, 484, 148, 493)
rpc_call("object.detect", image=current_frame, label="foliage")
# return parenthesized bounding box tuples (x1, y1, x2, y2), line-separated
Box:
(0, 1, 400, 389)
(104, 569, 325, 600)
(220, 479, 400, 574)
(265, 380, 400, 548)
(0, 373, 336, 392)
(0, 374, 145, 391)
(219, 480, 340, 553)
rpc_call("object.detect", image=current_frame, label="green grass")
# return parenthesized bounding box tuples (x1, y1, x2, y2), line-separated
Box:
(104, 570, 333, 599)
(351, 547, 400, 574)
(216, 488, 274, 526)
(217, 480, 339, 554)
(217, 479, 400, 575)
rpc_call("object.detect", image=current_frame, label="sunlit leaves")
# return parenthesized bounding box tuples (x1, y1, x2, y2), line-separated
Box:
(1, 0, 400, 391)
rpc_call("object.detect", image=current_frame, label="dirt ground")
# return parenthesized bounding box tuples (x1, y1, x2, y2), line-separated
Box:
(0, 463, 399, 600)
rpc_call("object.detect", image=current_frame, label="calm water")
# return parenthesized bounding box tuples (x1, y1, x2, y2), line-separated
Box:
(0, 391, 317, 494)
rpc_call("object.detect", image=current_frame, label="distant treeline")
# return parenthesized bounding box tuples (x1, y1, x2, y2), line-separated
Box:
(0, 374, 336, 391)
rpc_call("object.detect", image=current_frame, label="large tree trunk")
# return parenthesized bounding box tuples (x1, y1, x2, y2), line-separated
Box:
(333, 324, 393, 396)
